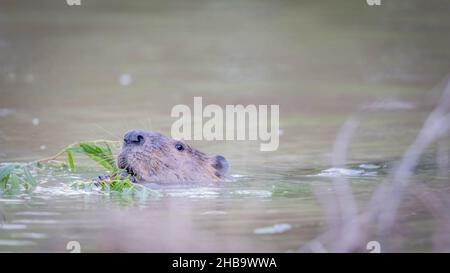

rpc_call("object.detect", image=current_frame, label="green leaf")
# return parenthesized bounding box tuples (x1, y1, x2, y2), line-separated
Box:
(66, 148, 75, 171)
(0, 174, 10, 189)
(8, 173, 21, 193)
(78, 143, 116, 172)
(0, 165, 15, 190)
(0, 164, 15, 182)
(22, 166, 37, 191)
(22, 166, 36, 186)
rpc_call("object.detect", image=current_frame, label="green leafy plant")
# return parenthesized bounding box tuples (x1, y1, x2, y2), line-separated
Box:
(70, 174, 160, 198)
(0, 164, 38, 194)
(37, 140, 119, 172)
(2, 140, 158, 197)
(65, 142, 117, 172)
(43, 140, 156, 196)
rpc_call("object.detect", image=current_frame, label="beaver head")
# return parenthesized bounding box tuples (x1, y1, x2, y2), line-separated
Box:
(117, 130, 228, 183)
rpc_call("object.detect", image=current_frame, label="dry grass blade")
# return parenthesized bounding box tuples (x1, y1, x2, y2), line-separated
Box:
(303, 77, 450, 252)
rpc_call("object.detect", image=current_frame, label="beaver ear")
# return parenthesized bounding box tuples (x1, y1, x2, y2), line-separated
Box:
(211, 155, 228, 177)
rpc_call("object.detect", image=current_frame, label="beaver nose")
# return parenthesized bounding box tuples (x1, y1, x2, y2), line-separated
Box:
(124, 130, 145, 145)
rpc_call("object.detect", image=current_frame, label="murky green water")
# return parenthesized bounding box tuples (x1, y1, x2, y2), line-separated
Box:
(1, 0, 449, 252)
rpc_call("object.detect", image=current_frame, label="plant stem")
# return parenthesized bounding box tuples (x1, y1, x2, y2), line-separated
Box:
(35, 140, 120, 164)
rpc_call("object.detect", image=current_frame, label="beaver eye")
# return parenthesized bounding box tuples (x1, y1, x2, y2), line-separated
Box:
(175, 143, 184, 151)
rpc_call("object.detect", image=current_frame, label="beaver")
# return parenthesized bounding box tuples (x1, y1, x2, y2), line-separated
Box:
(115, 130, 229, 183)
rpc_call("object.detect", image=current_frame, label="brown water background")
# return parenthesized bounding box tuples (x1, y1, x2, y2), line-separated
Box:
(0, 0, 450, 252)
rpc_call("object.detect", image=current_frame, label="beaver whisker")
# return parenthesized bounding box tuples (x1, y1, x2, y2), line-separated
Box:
(126, 157, 145, 180)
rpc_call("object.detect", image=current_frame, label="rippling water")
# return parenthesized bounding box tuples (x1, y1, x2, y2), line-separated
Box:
(1, 163, 317, 252)
(1, 0, 450, 252)
(0, 156, 444, 252)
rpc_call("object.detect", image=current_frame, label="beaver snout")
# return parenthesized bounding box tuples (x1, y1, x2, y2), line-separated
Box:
(124, 130, 145, 145)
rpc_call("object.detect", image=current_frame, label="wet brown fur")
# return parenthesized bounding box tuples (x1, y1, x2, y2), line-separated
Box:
(117, 130, 228, 183)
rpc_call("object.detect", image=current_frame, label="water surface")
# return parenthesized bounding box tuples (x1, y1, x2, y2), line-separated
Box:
(1, 0, 450, 252)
